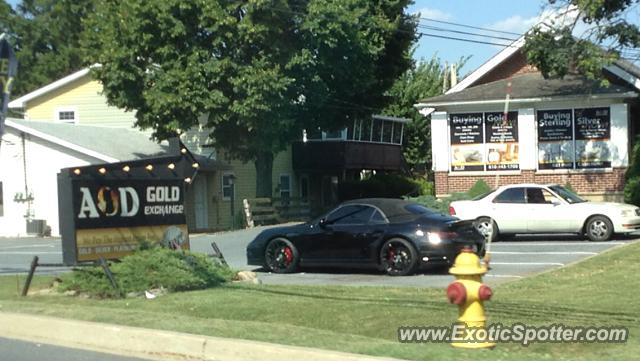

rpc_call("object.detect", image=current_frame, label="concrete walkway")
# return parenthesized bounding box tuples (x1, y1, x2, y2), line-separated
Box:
(0, 312, 405, 361)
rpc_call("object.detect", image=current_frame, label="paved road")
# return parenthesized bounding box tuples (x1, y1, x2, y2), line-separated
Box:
(1, 225, 635, 287)
(0, 337, 151, 361)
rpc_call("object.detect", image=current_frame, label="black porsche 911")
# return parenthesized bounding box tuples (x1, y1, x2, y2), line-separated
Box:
(246, 198, 485, 276)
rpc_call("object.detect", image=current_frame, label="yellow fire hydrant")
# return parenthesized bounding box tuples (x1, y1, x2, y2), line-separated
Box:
(446, 248, 495, 349)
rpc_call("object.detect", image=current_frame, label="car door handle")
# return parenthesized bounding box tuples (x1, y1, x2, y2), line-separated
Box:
(359, 230, 383, 238)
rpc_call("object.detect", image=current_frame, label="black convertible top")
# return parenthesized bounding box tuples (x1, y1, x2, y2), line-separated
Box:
(341, 198, 433, 223)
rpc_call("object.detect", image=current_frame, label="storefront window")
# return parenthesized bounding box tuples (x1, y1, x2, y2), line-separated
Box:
(537, 107, 611, 170)
(449, 111, 520, 172)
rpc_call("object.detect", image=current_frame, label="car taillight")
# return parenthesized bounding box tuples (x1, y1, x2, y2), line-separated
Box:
(449, 206, 456, 215)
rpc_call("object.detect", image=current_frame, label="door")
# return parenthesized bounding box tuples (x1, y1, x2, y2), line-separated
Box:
(193, 175, 208, 230)
(489, 187, 528, 233)
(305, 204, 379, 263)
(526, 187, 578, 232)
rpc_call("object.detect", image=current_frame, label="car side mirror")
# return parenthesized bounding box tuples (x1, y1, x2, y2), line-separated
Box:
(551, 199, 561, 206)
(319, 218, 328, 228)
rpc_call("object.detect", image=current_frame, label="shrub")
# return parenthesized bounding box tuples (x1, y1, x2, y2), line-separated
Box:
(624, 177, 640, 206)
(59, 247, 234, 298)
(337, 173, 422, 200)
(406, 179, 492, 214)
(467, 179, 491, 198)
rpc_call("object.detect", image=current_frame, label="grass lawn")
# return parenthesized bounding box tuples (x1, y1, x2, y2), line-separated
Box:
(1, 241, 638, 361)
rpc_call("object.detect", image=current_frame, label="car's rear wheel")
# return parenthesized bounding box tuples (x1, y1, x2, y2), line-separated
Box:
(475, 217, 499, 242)
(585, 216, 613, 242)
(264, 237, 299, 273)
(380, 238, 418, 276)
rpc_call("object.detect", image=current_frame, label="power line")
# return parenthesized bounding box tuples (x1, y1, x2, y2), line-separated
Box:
(418, 32, 516, 47)
(417, 24, 519, 42)
(418, 17, 523, 37)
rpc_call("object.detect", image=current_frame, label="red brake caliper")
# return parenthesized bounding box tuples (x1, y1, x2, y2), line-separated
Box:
(283, 247, 293, 265)
(387, 246, 396, 264)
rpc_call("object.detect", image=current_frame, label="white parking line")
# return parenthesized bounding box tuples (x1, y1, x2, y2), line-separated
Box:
(491, 251, 598, 255)
(493, 242, 627, 246)
(491, 262, 565, 266)
(0, 252, 60, 255)
(485, 274, 524, 278)
(0, 244, 56, 250)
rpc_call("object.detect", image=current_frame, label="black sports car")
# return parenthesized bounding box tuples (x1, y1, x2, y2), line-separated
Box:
(246, 198, 485, 276)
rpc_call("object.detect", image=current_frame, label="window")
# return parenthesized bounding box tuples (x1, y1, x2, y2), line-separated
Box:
(279, 174, 291, 202)
(549, 185, 586, 204)
(405, 204, 434, 215)
(493, 188, 526, 203)
(221, 173, 235, 201)
(372, 117, 383, 142)
(327, 205, 375, 225)
(322, 128, 347, 140)
(0, 181, 3, 217)
(450, 112, 519, 172)
(370, 210, 387, 224)
(526, 188, 558, 204)
(537, 107, 611, 170)
(382, 121, 393, 143)
(299, 175, 309, 204)
(55, 107, 78, 124)
(392, 123, 403, 144)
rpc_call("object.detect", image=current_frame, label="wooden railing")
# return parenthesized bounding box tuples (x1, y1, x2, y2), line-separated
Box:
(243, 197, 312, 228)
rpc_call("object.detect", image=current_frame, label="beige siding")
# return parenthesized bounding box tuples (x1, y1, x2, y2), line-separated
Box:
(25, 75, 137, 128)
(212, 147, 295, 229)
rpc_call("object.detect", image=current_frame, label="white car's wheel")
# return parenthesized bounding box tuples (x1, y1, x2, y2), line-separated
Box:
(585, 216, 613, 242)
(475, 217, 498, 242)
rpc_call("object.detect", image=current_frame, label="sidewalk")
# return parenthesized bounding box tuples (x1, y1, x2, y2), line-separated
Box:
(0, 312, 405, 361)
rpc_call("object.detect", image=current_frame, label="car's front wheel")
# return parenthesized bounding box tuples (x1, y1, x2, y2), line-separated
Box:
(585, 216, 613, 242)
(475, 217, 499, 242)
(264, 237, 299, 273)
(380, 238, 418, 276)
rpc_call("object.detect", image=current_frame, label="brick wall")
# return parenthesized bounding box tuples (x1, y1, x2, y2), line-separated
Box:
(435, 168, 626, 198)
(474, 51, 538, 86)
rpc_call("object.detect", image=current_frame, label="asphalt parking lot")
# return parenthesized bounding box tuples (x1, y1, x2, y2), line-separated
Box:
(1, 224, 636, 288)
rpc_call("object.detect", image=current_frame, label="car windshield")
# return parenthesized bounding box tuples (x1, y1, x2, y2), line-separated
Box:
(549, 185, 586, 204)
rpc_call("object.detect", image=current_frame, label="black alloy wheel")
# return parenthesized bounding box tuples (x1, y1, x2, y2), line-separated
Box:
(264, 237, 299, 273)
(379, 238, 418, 276)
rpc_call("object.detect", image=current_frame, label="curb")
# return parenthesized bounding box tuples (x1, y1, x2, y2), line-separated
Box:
(0, 312, 404, 361)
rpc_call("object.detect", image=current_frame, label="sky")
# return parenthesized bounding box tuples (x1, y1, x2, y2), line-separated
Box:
(407, 0, 548, 75)
(4, 0, 592, 76)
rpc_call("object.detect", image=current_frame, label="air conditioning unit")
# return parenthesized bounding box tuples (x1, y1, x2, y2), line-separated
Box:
(26, 219, 47, 236)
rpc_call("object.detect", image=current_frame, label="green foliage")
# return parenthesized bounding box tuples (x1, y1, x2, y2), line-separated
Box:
(624, 177, 640, 206)
(466, 179, 491, 198)
(82, 0, 418, 197)
(59, 247, 234, 298)
(407, 179, 491, 214)
(2, 0, 94, 96)
(383, 56, 468, 175)
(412, 177, 434, 196)
(524, 0, 639, 82)
(337, 173, 422, 200)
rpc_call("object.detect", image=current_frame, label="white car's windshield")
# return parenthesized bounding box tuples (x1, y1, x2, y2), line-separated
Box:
(549, 185, 586, 203)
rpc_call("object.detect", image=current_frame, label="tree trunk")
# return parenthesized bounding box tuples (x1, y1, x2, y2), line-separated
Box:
(254, 151, 274, 198)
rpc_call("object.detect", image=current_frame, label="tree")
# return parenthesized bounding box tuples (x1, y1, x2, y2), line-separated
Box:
(523, 0, 640, 81)
(83, 0, 417, 197)
(2, 0, 95, 96)
(383, 56, 466, 175)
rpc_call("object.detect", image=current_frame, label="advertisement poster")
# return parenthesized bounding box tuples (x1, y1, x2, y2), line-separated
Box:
(72, 179, 189, 261)
(485, 111, 519, 171)
(537, 109, 574, 170)
(450, 113, 484, 171)
(574, 107, 611, 169)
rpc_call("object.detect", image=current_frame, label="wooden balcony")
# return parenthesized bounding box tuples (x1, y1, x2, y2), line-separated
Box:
(292, 141, 404, 172)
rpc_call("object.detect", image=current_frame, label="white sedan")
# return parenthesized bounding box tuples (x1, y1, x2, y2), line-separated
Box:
(449, 183, 640, 242)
